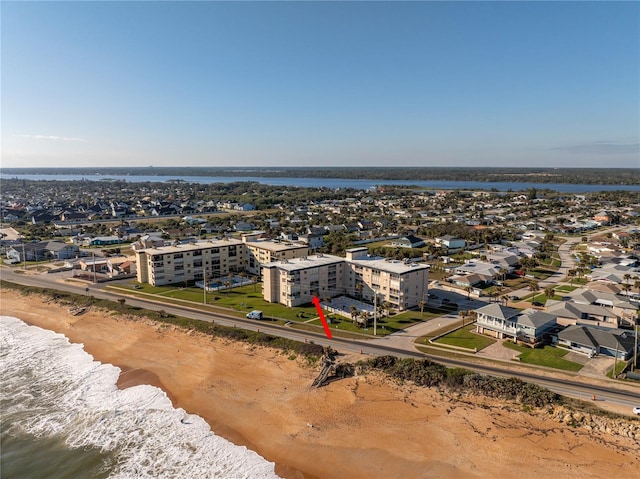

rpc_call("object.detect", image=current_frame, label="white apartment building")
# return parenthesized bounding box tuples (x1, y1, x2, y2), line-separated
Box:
(344, 248, 430, 311)
(261, 247, 429, 311)
(262, 253, 347, 307)
(136, 238, 244, 286)
(242, 235, 309, 276)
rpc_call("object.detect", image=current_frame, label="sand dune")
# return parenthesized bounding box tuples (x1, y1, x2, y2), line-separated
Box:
(2, 289, 638, 479)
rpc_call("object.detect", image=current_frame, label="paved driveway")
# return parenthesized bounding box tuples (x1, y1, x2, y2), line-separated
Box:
(475, 339, 520, 361)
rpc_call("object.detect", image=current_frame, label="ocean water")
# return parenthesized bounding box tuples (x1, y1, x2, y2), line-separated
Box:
(0, 316, 281, 479)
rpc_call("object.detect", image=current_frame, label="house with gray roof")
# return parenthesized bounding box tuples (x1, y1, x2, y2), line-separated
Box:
(545, 300, 622, 329)
(559, 288, 638, 328)
(475, 303, 557, 345)
(557, 325, 636, 360)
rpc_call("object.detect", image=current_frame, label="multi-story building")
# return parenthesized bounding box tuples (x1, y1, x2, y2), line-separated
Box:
(261, 247, 429, 311)
(135, 238, 244, 286)
(344, 248, 429, 311)
(242, 235, 309, 276)
(262, 253, 346, 307)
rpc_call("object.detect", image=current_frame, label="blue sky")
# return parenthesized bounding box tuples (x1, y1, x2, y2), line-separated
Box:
(2, 1, 638, 168)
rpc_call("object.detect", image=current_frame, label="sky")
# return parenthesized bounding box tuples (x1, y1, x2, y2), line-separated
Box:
(2, 1, 639, 169)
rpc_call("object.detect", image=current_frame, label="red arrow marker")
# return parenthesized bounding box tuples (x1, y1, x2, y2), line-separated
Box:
(312, 296, 332, 339)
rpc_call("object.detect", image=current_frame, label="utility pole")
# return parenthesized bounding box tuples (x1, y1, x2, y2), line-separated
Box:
(634, 315, 638, 372)
(373, 292, 378, 336)
(203, 267, 208, 305)
(92, 250, 97, 283)
(22, 244, 26, 270)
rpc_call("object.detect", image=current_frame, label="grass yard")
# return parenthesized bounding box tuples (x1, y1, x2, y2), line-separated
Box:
(555, 285, 577, 293)
(109, 283, 319, 321)
(434, 324, 496, 351)
(503, 341, 583, 371)
(307, 310, 431, 336)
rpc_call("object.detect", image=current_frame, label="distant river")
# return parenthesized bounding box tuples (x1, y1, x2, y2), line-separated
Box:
(1, 173, 639, 192)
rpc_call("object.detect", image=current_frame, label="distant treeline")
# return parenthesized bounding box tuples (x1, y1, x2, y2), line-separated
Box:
(3, 167, 640, 185)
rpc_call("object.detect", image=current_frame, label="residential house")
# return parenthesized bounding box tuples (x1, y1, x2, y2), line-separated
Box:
(44, 241, 79, 260)
(87, 236, 127, 247)
(435, 235, 466, 252)
(557, 325, 636, 359)
(545, 300, 622, 329)
(474, 303, 557, 345)
(131, 234, 166, 251)
(390, 235, 426, 249)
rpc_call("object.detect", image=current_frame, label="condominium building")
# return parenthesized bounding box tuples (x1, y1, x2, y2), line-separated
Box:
(261, 247, 429, 311)
(262, 253, 346, 307)
(344, 248, 430, 311)
(135, 238, 244, 286)
(242, 235, 309, 275)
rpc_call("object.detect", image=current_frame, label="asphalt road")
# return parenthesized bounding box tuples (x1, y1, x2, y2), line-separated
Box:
(3, 268, 639, 411)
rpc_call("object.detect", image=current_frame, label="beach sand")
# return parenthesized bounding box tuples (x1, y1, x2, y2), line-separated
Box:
(2, 288, 639, 479)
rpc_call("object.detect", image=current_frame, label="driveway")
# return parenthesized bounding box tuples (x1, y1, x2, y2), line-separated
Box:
(577, 355, 615, 378)
(475, 339, 520, 361)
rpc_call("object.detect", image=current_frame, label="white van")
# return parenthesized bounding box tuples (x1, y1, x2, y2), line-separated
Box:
(246, 310, 263, 320)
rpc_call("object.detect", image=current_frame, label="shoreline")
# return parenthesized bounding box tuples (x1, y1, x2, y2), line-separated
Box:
(2, 288, 640, 479)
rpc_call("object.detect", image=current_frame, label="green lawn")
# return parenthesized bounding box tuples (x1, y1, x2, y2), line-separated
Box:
(307, 310, 431, 336)
(110, 283, 319, 321)
(434, 324, 496, 351)
(555, 285, 577, 293)
(607, 360, 628, 379)
(503, 341, 583, 371)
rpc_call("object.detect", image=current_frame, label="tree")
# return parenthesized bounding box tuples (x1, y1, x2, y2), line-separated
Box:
(528, 281, 540, 301)
(418, 301, 426, 317)
(544, 287, 555, 300)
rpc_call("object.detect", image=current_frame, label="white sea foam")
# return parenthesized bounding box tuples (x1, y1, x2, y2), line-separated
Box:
(0, 316, 282, 479)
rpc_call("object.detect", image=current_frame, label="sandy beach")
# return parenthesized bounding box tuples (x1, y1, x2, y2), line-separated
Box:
(2, 288, 639, 479)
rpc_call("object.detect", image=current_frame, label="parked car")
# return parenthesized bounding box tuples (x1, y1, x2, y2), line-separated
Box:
(133, 284, 142, 290)
(633, 406, 640, 416)
(246, 310, 263, 320)
(532, 301, 544, 307)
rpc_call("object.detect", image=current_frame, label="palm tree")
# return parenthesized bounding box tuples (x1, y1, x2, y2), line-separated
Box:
(544, 286, 555, 300)
(418, 300, 426, 317)
(528, 281, 540, 302)
(465, 286, 472, 300)
(567, 269, 577, 286)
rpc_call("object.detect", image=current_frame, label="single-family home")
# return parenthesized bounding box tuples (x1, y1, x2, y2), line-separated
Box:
(435, 235, 466, 252)
(475, 303, 557, 345)
(390, 235, 426, 249)
(557, 325, 636, 360)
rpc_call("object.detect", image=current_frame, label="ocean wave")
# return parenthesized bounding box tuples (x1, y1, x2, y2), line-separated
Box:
(0, 316, 281, 479)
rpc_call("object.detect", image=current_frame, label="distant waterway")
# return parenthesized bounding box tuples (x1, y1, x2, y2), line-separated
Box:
(1, 173, 639, 192)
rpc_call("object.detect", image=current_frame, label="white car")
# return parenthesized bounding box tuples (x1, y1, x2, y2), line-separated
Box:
(633, 406, 640, 416)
